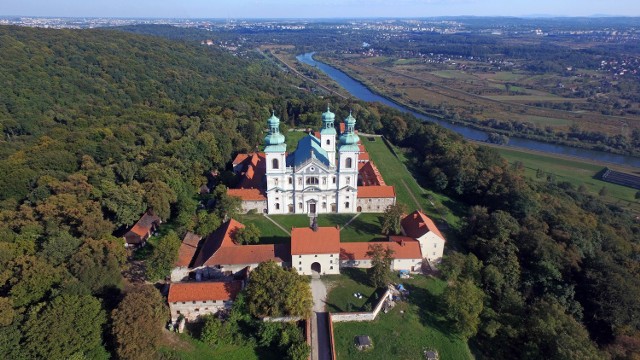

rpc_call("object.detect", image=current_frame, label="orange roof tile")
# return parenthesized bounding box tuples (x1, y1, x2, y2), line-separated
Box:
(291, 227, 340, 255)
(232, 153, 250, 165)
(227, 188, 267, 201)
(168, 281, 242, 303)
(314, 131, 321, 139)
(175, 232, 202, 267)
(358, 152, 370, 161)
(129, 223, 148, 237)
(358, 161, 385, 186)
(237, 153, 265, 189)
(357, 185, 395, 198)
(193, 219, 245, 267)
(339, 239, 422, 261)
(206, 244, 289, 266)
(401, 210, 445, 241)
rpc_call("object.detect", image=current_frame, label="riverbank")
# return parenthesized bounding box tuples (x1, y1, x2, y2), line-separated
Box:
(296, 52, 640, 168)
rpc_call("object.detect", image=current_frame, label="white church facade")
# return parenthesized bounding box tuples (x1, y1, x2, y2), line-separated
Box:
(228, 108, 396, 215)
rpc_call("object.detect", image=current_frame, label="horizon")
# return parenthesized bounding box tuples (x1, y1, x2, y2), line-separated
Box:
(3, 0, 640, 19)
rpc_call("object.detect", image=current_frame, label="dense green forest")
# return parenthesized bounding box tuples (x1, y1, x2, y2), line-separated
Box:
(0, 24, 639, 360)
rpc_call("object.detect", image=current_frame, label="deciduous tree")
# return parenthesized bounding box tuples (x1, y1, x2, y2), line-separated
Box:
(366, 244, 394, 288)
(381, 203, 406, 235)
(442, 279, 485, 339)
(146, 230, 181, 281)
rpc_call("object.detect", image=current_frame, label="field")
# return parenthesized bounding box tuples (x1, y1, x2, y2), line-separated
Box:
(325, 268, 379, 312)
(159, 332, 265, 360)
(331, 271, 472, 360)
(492, 145, 640, 212)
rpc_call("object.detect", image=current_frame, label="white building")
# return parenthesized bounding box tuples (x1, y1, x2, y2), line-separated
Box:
(228, 108, 395, 215)
(168, 281, 242, 322)
(401, 210, 446, 264)
(290, 226, 341, 276)
(339, 236, 423, 272)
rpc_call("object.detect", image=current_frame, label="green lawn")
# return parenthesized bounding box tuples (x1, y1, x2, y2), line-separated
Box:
(332, 274, 472, 360)
(361, 136, 464, 230)
(325, 268, 381, 312)
(237, 213, 290, 244)
(159, 332, 277, 360)
(495, 147, 640, 212)
(339, 213, 384, 242)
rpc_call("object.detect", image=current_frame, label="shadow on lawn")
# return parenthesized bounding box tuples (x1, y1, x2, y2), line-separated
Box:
(344, 216, 383, 236)
(404, 283, 456, 337)
(341, 268, 372, 286)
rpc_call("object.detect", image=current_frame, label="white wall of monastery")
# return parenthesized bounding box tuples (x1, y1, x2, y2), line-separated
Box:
(417, 232, 445, 262)
(294, 253, 340, 275)
(169, 300, 231, 322)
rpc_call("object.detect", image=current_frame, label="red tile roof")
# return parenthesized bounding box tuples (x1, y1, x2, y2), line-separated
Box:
(206, 244, 289, 266)
(291, 227, 340, 255)
(125, 211, 161, 244)
(168, 281, 242, 303)
(237, 153, 265, 189)
(232, 153, 250, 166)
(401, 210, 445, 241)
(176, 232, 202, 267)
(358, 161, 385, 186)
(339, 239, 422, 261)
(358, 152, 370, 162)
(357, 185, 395, 198)
(227, 188, 267, 201)
(193, 219, 244, 267)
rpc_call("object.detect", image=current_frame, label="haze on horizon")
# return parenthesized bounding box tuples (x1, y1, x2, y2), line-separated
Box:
(3, 0, 640, 19)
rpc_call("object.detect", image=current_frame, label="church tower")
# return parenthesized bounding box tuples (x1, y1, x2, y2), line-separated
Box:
(337, 112, 359, 212)
(264, 112, 286, 175)
(320, 106, 337, 167)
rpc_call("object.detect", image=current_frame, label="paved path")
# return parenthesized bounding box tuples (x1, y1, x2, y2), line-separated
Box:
(263, 214, 291, 236)
(310, 274, 331, 360)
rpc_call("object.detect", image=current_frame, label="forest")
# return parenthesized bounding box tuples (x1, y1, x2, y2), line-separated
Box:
(0, 24, 639, 359)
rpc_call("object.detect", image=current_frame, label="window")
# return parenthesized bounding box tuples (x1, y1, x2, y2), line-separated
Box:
(275, 203, 280, 210)
(299, 261, 302, 265)
(322, 202, 327, 209)
(298, 178, 302, 185)
(346, 176, 351, 184)
(433, 243, 437, 248)
(195, 308, 200, 312)
(274, 178, 279, 186)
(182, 302, 185, 304)
(332, 177, 336, 184)
(306, 177, 319, 185)
(272, 158, 279, 169)
(346, 157, 353, 168)
(192, 301, 196, 304)
(299, 267, 302, 271)
(299, 255, 302, 258)
(322, 177, 327, 185)
(330, 266, 334, 270)
(176, 311, 181, 314)
(345, 202, 350, 208)
(299, 202, 303, 210)
(326, 139, 330, 145)
(330, 254, 333, 257)
(289, 177, 293, 184)
(315, 255, 318, 257)
(432, 252, 436, 256)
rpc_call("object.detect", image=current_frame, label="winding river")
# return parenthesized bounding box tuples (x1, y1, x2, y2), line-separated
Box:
(297, 52, 640, 168)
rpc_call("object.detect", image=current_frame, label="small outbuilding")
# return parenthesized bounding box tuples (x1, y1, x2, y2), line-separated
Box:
(354, 335, 372, 350)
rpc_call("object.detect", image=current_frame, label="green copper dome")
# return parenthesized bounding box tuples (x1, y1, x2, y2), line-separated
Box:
(264, 112, 285, 148)
(321, 106, 337, 135)
(339, 112, 359, 146)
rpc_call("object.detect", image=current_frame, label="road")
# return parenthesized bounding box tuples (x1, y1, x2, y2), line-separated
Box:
(310, 274, 331, 360)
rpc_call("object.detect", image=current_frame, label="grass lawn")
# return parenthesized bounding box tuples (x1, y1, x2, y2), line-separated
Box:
(237, 213, 289, 244)
(495, 146, 640, 212)
(325, 268, 381, 312)
(339, 213, 384, 242)
(361, 136, 464, 230)
(159, 331, 279, 360)
(332, 273, 472, 360)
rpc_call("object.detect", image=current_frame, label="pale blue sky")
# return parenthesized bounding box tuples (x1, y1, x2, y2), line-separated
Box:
(3, 0, 640, 18)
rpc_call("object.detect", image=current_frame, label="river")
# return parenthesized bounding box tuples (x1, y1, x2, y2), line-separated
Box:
(296, 52, 640, 168)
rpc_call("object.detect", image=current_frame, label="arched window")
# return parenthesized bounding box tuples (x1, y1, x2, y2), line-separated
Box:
(326, 139, 331, 145)
(345, 157, 352, 168)
(272, 158, 279, 169)
(306, 177, 319, 185)
(274, 178, 279, 186)
(275, 203, 280, 210)
(288, 177, 293, 184)
(345, 202, 350, 208)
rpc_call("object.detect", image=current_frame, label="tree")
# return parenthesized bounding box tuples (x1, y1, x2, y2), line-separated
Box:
(442, 279, 485, 339)
(143, 180, 177, 221)
(234, 223, 261, 245)
(5, 255, 63, 307)
(22, 294, 107, 360)
(200, 314, 227, 346)
(381, 203, 407, 235)
(68, 237, 126, 294)
(111, 286, 167, 360)
(366, 244, 394, 288)
(146, 230, 181, 281)
(245, 261, 312, 318)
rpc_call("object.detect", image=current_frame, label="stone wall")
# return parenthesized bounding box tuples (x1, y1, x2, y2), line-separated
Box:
(169, 299, 231, 322)
(356, 197, 395, 213)
(330, 289, 391, 322)
(241, 200, 267, 214)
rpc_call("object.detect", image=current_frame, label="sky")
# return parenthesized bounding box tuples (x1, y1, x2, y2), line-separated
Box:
(3, 0, 640, 18)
